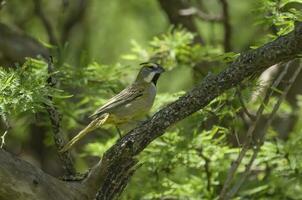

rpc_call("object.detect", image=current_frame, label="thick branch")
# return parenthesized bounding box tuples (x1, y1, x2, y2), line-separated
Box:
(0, 149, 87, 200)
(0, 23, 49, 66)
(0, 114, 10, 148)
(88, 23, 302, 198)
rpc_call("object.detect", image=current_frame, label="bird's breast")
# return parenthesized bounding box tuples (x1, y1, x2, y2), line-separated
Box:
(110, 84, 156, 123)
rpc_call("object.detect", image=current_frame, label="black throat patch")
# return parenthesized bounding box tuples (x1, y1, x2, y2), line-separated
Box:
(152, 73, 160, 85)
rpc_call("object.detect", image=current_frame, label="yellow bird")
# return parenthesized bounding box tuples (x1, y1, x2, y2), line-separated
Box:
(60, 62, 165, 152)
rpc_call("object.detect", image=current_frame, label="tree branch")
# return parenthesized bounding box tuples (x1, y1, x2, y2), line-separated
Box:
(226, 60, 302, 199)
(236, 86, 256, 121)
(0, 149, 87, 200)
(86, 22, 302, 199)
(33, 0, 58, 46)
(219, 0, 232, 52)
(45, 57, 75, 175)
(197, 148, 212, 192)
(219, 61, 291, 200)
(0, 23, 49, 66)
(0, 114, 10, 148)
(0, 23, 301, 200)
(179, 7, 223, 22)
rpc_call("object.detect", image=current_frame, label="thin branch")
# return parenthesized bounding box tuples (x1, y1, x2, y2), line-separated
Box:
(218, 61, 291, 200)
(45, 57, 75, 175)
(33, 0, 58, 46)
(219, 0, 232, 52)
(0, 23, 49, 65)
(0, 130, 7, 148)
(236, 86, 256, 121)
(226, 60, 302, 199)
(0, 114, 10, 148)
(197, 148, 212, 192)
(179, 7, 223, 22)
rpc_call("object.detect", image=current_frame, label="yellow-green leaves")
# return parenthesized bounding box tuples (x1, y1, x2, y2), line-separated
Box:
(0, 58, 51, 115)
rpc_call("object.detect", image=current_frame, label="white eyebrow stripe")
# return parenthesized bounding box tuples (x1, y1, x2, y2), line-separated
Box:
(150, 63, 158, 68)
(145, 63, 158, 68)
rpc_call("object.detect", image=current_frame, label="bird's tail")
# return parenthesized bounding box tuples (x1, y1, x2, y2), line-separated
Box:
(59, 113, 109, 153)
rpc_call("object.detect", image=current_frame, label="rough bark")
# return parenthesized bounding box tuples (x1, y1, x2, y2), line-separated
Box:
(45, 58, 76, 176)
(0, 23, 301, 200)
(0, 149, 88, 200)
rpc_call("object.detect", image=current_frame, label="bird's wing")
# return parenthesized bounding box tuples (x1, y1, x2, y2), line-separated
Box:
(89, 84, 144, 118)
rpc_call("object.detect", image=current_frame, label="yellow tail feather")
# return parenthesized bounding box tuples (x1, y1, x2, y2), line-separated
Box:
(59, 113, 109, 153)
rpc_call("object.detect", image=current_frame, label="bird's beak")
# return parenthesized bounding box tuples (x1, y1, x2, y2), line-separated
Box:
(155, 66, 165, 74)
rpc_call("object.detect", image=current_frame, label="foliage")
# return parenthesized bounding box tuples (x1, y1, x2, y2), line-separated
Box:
(0, 59, 52, 116)
(123, 28, 199, 69)
(257, 0, 302, 36)
(0, 0, 302, 199)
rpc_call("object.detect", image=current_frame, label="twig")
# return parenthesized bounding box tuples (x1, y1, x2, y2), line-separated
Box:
(33, 0, 58, 46)
(219, 0, 232, 52)
(226, 60, 302, 199)
(0, 115, 10, 148)
(45, 57, 75, 175)
(219, 61, 291, 200)
(179, 7, 223, 22)
(0, 130, 8, 148)
(234, 129, 241, 147)
(236, 87, 256, 121)
(198, 149, 212, 192)
(226, 148, 257, 199)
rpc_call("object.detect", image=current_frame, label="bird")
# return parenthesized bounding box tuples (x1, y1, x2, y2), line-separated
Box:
(59, 62, 165, 153)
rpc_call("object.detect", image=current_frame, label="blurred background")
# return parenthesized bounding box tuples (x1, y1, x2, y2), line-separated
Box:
(0, 0, 262, 66)
(1, 0, 302, 199)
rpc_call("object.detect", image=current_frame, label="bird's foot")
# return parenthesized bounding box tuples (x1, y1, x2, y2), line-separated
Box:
(59, 169, 91, 182)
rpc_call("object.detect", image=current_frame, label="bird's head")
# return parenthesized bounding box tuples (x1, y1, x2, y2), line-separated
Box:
(135, 62, 165, 85)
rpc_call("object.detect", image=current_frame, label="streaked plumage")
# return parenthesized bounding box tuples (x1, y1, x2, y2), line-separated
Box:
(60, 62, 164, 152)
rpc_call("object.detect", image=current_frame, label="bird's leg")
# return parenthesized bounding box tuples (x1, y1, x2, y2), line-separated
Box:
(115, 126, 122, 138)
